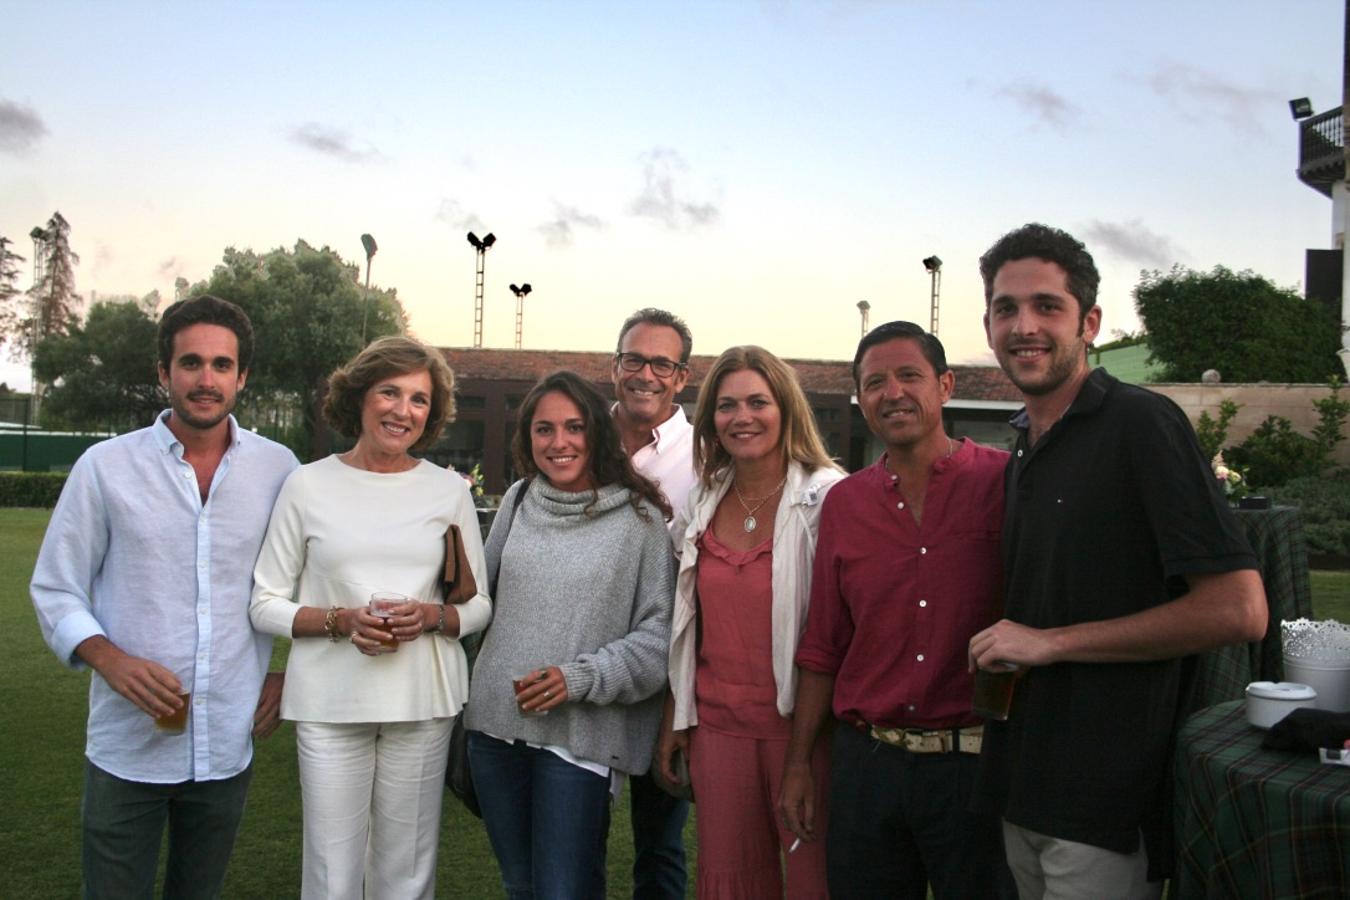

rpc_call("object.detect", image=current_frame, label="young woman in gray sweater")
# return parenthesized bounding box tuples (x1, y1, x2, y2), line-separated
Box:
(465, 370, 676, 900)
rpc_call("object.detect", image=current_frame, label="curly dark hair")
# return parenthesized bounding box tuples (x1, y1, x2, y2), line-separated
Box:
(511, 370, 672, 520)
(323, 335, 456, 453)
(978, 223, 1100, 320)
(158, 295, 254, 373)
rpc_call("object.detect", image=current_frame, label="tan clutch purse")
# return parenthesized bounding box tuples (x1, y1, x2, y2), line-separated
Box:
(443, 524, 478, 604)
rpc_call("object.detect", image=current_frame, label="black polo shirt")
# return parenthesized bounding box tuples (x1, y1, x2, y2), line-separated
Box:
(974, 368, 1256, 867)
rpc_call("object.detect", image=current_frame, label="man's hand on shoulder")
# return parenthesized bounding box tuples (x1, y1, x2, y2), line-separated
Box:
(253, 671, 285, 738)
(76, 635, 183, 719)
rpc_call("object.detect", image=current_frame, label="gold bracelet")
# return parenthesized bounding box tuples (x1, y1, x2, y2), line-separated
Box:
(324, 606, 342, 642)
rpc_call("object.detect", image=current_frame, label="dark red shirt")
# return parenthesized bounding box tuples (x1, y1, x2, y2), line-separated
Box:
(795, 438, 1008, 729)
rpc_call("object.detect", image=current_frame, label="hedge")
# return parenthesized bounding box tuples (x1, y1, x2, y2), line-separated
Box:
(0, 472, 68, 508)
(1263, 473, 1350, 557)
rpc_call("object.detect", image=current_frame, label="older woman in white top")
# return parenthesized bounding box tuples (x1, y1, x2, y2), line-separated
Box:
(251, 336, 490, 900)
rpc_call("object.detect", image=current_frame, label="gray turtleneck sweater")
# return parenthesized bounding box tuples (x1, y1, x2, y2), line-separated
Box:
(465, 478, 676, 775)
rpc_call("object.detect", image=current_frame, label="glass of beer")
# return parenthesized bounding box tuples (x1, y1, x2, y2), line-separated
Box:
(155, 670, 192, 734)
(972, 663, 1021, 721)
(369, 592, 408, 651)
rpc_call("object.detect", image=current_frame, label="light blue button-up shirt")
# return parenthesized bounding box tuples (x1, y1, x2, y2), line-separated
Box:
(31, 412, 297, 783)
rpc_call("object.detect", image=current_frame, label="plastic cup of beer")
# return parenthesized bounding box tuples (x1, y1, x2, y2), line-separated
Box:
(512, 671, 550, 717)
(155, 672, 192, 734)
(972, 663, 1020, 721)
(369, 592, 408, 651)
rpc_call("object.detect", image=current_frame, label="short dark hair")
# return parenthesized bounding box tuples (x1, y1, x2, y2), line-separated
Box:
(615, 308, 693, 363)
(511, 370, 672, 520)
(158, 295, 254, 373)
(323, 335, 456, 453)
(852, 321, 948, 391)
(978, 223, 1100, 318)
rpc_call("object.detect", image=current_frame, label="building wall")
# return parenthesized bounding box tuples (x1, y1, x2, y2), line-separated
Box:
(1150, 383, 1350, 467)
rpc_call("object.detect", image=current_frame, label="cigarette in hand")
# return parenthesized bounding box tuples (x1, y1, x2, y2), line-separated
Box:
(788, 837, 802, 854)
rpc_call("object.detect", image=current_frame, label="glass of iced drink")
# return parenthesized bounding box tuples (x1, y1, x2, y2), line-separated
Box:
(369, 592, 409, 651)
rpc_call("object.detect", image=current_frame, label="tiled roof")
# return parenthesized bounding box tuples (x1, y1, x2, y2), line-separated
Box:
(439, 347, 1020, 403)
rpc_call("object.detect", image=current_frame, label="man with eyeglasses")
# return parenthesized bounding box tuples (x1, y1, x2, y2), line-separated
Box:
(611, 307, 696, 899)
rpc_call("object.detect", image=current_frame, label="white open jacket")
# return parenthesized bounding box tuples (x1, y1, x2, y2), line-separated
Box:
(668, 461, 845, 732)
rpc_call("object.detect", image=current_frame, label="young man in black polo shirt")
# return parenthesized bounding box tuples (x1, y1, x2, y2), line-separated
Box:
(968, 223, 1268, 899)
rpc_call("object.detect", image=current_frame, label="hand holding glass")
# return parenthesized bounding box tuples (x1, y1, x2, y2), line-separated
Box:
(369, 592, 410, 651)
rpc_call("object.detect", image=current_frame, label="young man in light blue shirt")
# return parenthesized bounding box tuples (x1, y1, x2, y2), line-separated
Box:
(31, 295, 298, 899)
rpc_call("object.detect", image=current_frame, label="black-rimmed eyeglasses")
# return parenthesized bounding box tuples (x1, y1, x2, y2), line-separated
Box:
(615, 352, 686, 378)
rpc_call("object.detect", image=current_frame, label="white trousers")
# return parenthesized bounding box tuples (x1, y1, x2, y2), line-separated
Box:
(296, 718, 452, 900)
(1003, 820, 1163, 900)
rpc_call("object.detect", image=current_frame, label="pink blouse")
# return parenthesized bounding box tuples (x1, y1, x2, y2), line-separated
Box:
(693, 527, 790, 739)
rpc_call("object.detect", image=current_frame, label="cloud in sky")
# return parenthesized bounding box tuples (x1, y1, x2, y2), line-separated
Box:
(628, 148, 720, 230)
(0, 98, 49, 155)
(997, 83, 1079, 129)
(433, 198, 484, 233)
(1080, 218, 1183, 270)
(1146, 61, 1280, 134)
(288, 122, 383, 163)
(537, 202, 604, 248)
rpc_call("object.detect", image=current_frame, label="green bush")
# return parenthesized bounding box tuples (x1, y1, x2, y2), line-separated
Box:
(1264, 473, 1350, 557)
(1224, 381, 1347, 489)
(0, 472, 68, 507)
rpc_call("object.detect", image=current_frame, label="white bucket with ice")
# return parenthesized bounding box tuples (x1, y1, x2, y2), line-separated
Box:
(1282, 618, 1350, 712)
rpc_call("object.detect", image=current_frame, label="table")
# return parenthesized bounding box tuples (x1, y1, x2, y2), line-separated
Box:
(1190, 506, 1314, 714)
(1173, 699, 1350, 899)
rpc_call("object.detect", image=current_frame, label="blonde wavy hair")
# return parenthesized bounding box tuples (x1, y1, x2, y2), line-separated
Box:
(692, 345, 840, 488)
(323, 335, 456, 453)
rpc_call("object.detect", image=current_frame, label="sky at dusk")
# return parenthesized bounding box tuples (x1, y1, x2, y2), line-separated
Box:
(1, 0, 1343, 392)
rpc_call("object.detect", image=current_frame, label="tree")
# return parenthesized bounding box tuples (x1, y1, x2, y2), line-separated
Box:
(195, 240, 406, 458)
(21, 212, 81, 356)
(0, 234, 25, 354)
(33, 297, 164, 431)
(1133, 265, 1342, 383)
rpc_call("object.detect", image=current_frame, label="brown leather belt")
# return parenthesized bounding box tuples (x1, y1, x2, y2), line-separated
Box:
(851, 720, 983, 754)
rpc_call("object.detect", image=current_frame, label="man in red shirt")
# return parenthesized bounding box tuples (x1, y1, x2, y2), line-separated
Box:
(780, 321, 1014, 898)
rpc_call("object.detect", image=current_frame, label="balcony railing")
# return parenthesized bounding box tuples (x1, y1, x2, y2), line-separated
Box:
(1298, 107, 1344, 197)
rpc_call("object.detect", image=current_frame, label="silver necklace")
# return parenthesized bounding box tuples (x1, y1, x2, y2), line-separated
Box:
(733, 475, 787, 533)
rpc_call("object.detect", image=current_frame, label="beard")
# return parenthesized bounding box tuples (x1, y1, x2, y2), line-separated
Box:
(170, 389, 236, 431)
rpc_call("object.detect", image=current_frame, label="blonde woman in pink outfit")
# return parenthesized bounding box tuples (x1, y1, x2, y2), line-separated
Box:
(658, 346, 844, 898)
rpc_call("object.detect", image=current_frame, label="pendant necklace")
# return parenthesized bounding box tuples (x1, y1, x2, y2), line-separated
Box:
(733, 475, 787, 533)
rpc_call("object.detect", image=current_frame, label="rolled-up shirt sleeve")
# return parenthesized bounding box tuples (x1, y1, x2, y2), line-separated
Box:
(31, 456, 112, 668)
(794, 490, 851, 675)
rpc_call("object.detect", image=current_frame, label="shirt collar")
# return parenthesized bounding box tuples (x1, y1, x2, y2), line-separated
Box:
(648, 405, 690, 454)
(612, 402, 689, 456)
(871, 436, 968, 486)
(1007, 366, 1115, 432)
(151, 409, 242, 456)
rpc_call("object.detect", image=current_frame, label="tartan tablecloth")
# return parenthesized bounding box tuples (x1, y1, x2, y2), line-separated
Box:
(1189, 506, 1314, 715)
(1173, 700, 1350, 899)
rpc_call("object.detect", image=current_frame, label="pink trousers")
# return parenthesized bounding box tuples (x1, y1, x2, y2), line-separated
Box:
(688, 724, 831, 899)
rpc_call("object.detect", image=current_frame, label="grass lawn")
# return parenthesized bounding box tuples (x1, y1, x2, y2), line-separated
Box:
(7, 507, 1347, 898)
(2, 508, 695, 898)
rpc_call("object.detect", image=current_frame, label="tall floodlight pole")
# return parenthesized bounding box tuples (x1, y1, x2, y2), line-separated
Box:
(856, 300, 870, 337)
(28, 226, 50, 421)
(466, 231, 496, 348)
(510, 283, 533, 349)
(923, 256, 943, 336)
(359, 233, 378, 343)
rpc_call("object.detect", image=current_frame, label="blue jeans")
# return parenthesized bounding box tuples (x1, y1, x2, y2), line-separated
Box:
(826, 725, 1015, 899)
(468, 731, 612, 900)
(629, 770, 689, 900)
(81, 760, 254, 900)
